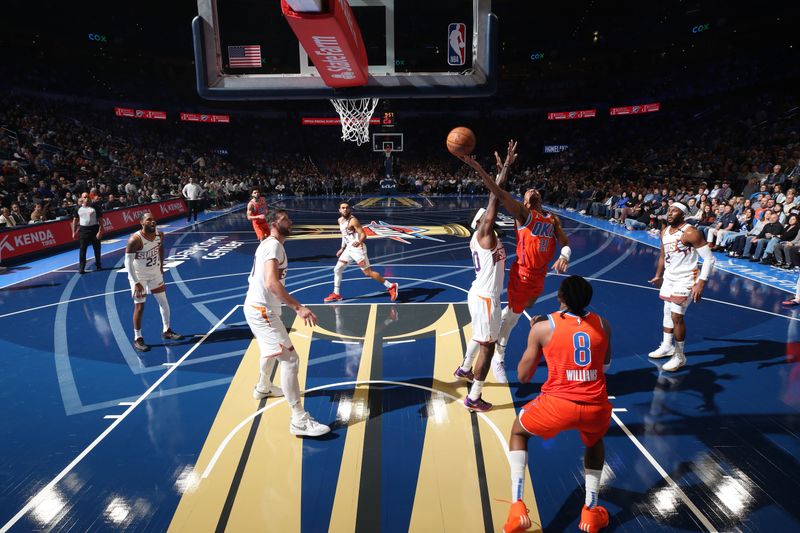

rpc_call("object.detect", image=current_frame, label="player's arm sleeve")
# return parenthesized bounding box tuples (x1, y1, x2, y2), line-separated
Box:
(696, 244, 715, 281)
(125, 253, 139, 282)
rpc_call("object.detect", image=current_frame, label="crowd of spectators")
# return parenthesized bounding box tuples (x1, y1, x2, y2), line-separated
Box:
(2, 84, 798, 280)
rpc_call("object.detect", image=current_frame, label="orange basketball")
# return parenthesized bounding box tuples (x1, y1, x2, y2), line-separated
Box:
(446, 127, 476, 156)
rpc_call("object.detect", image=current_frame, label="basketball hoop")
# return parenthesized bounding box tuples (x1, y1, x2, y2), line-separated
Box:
(330, 97, 379, 146)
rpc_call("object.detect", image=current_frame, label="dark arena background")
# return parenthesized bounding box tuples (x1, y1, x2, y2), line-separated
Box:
(1, 1, 799, 532)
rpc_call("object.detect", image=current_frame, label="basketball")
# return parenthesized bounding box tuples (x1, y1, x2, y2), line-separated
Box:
(446, 127, 476, 156)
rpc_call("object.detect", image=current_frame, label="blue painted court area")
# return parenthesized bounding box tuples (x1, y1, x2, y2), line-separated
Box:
(1, 195, 798, 532)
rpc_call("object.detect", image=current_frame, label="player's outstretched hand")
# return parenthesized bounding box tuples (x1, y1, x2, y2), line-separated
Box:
(504, 139, 518, 167)
(297, 306, 318, 327)
(552, 257, 569, 273)
(335, 248, 344, 258)
(648, 276, 663, 288)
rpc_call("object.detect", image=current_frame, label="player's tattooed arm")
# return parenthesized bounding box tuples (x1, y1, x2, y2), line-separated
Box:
(518, 319, 550, 383)
(458, 154, 528, 222)
(649, 240, 666, 287)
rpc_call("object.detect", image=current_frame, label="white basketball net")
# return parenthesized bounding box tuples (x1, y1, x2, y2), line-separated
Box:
(330, 97, 379, 145)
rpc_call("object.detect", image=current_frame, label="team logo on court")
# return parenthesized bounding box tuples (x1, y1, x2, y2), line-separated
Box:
(291, 222, 469, 242)
(447, 23, 466, 66)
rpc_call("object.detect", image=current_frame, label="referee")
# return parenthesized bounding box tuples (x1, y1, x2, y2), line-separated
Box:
(182, 177, 203, 224)
(72, 192, 104, 274)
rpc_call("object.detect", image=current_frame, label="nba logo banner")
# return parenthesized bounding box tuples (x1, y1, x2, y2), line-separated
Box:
(447, 23, 466, 66)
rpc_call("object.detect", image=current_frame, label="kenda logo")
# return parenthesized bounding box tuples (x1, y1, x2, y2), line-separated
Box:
(12, 229, 56, 248)
(159, 201, 183, 215)
(0, 235, 14, 253)
(122, 208, 153, 224)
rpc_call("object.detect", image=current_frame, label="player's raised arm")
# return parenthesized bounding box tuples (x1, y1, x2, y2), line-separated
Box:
(477, 140, 519, 244)
(458, 154, 528, 222)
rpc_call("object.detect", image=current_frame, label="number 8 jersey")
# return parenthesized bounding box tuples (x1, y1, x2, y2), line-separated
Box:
(541, 311, 608, 403)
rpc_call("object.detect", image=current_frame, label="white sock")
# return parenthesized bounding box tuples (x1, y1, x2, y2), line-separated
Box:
(468, 380, 484, 401)
(383, 280, 392, 288)
(333, 263, 344, 294)
(134, 329, 142, 340)
(461, 340, 479, 371)
(675, 341, 685, 354)
(662, 332, 674, 347)
(509, 450, 528, 502)
(496, 308, 522, 361)
(153, 291, 170, 332)
(585, 468, 602, 508)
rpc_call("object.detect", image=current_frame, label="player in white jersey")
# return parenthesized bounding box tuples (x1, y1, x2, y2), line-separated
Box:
(323, 202, 399, 302)
(453, 140, 517, 412)
(244, 208, 330, 437)
(648, 202, 716, 371)
(124, 212, 182, 352)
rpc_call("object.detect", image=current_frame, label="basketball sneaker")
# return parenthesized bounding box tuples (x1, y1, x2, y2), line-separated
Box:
(253, 384, 284, 400)
(647, 344, 674, 359)
(492, 356, 508, 383)
(290, 412, 331, 437)
(161, 329, 183, 341)
(388, 282, 399, 302)
(661, 352, 687, 372)
(324, 292, 343, 302)
(133, 337, 150, 352)
(453, 366, 475, 383)
(464, 395, 492, 412)
(503, 500, 532, 533)
(578, 505, 609, 533)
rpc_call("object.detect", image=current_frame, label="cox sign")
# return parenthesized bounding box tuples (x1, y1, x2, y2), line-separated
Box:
(691, 24, 710, 33)
(88, 33, 108, 43)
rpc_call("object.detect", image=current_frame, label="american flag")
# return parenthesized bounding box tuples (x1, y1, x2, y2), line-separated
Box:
(228, 45, 262, 68)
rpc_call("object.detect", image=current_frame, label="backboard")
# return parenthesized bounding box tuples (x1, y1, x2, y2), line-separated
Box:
(193, 0, 496, 101)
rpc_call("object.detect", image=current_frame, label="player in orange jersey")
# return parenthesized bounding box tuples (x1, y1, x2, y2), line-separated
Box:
(247, 188, 269, 241)
(503, 276, 612, 533)
(462, 156, 571, 382)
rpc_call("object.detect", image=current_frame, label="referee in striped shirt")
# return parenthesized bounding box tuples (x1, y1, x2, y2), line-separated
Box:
(72, 192, 104, 274)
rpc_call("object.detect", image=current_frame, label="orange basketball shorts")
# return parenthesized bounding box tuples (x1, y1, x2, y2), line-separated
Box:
(507, 263, 546, 313)
(253, 221, 268, 240)
(518, 393, 611, 447)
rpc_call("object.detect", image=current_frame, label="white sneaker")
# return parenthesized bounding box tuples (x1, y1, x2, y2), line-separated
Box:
(253, 384, 284, 399)
(648, 344, 675, 359)
(661, 353, 686, 372)
(491, 356, 508, 383)
(290, 412, 331, 437)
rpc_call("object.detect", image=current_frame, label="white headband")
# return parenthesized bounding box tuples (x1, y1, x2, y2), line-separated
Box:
(672, 202, 688, 214)
(471, 208, 486, 230)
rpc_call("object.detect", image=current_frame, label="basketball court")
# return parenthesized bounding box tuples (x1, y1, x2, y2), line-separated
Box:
(1, 195, 798, 532)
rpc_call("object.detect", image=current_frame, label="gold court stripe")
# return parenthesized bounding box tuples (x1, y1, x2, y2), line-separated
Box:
(327, 304, 377, 532)
(168, 314, 313, 532)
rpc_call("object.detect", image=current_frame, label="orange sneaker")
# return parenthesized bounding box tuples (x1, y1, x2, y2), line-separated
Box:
(578, 505, 609, 533)
(387, 282, 399, 302)
(503, 500, 531, 533)
(324, 292, 343, 302)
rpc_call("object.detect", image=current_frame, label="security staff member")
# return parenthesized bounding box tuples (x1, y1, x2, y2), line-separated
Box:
(182, 177, 203, 224)
(72, 192, 103, 274)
